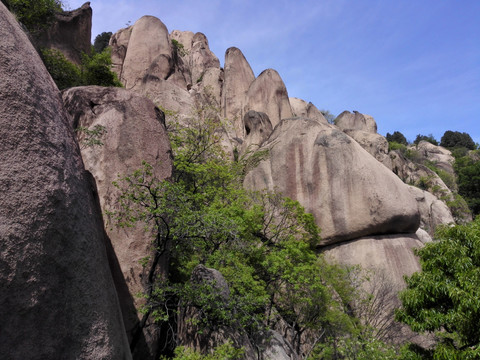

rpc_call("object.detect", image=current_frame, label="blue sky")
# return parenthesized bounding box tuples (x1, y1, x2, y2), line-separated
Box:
(66, 0, 480, 144)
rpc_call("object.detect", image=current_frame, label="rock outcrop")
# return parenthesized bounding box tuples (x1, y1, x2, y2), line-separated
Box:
(62, 86, 173, 358)
(0, 4, 131, 359)
(290, 97, 327, 124)
(36, 2, 92, 64)
(222, 47, 256, 138)
(416, 140, 455, 175)
(244, 118, 420, 244)
(245, 69, 293, 129)
(343, 129, 392, 168)
(241, 110, 273, 153)
(335, 110, 377, 133)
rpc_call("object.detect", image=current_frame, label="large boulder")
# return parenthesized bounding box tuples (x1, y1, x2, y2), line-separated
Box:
(120, 16, 173, 89)
(62, 86, 173, 357)
(244, 118, 420, 244)
(335, 110, 377, 134)
(36, 2, 92, 64)
(0, 4, 131, 359)
(222, 47, 256, 138)
(245, 68, 293, 130)
(416, 140, 455, 175)
(289, 97, 327, 124)
(110, 25, 133, 80)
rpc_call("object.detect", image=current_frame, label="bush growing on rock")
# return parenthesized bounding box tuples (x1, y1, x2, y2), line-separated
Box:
(386, 131, 408, 146)
(2, 0, 63, 34)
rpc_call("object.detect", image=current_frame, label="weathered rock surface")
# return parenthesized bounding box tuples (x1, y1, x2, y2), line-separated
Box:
(120, 16, 173, 89)
(241, 110, 273, 153)
(222, 47, 256, 138)
(416, 140, 455, 175)
(342, 129, 392, 168)
(0, 4, 131, 359)
(36, 2, 92, 64)
(408, 186, 454, 235)
(245, 69, 293, 130)
(62, 86, 173, 357)
(110, 25, 133, 80)
(244, 118, 420, 244)
(335, 110, 377, 134)
(290, 97, 327, 124)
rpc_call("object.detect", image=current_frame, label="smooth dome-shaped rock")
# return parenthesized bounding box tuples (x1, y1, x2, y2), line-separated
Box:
(335, 110, 377, 134)
(121, 16, 172, 89)
(244, 118, 420, 244)
(245, 68, 293, 130)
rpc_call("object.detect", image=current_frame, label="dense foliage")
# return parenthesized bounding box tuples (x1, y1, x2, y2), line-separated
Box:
(440, 131, 477, 150)
(414, 134, 438, 146)
(386, 131, 408, 145)
(2, 0, 62, 34)
(454, 154, 480, 216)
(40, 47, 122, 89)
(396, 218, 480, 359)
(93, 31, 112, 53)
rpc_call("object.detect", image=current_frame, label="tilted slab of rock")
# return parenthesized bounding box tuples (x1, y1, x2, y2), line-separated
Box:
(244, 118, 420, 244)
(0, 4, 131, 359)
(222, 47, 256, 138)
(290, 97, 328, 124)
(335, 110, 377, 134)
(62, 86, 172, 356)
(110, 25, 133, 78)
(245, 68, 293, 130)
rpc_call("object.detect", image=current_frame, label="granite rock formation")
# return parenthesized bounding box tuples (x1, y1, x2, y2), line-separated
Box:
(244, 118, 420, 244)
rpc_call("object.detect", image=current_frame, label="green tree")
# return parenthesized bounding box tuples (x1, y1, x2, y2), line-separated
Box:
(414, 134, 438, 146)
(93, 31, 112, 53)
(440, 130, 476, 150)
(455, 156, 480, 216)
(2, 0, 63, 34)
(112, 104, 376, 357)
(386, 131, 408, 146)
(40, 48, 82, 89)
(396, 218, 480, 359)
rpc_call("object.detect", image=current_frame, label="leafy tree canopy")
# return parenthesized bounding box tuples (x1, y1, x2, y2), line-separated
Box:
(414, 134, 438, 146)
(455, 156, 480, 216)
(440, 130, 476, 150)
(93, 31, 112, 53)
(2, 0, 63, 34)
(396, 218, 480, 359)
(386, 131, 408, 146)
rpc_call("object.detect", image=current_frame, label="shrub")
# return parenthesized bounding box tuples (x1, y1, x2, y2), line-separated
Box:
(386, 131, 407, 145)
(2, 0, 63, 34)
(40, 48, 82, 89)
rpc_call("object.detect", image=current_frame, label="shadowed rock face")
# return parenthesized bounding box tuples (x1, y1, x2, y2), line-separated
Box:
(244, 118, 420, 244)
(0, 4, 131, 359)
(241, 110, 273, 153)
(36, 2, 92, 64)
(62, 86, 173, 358)
(245, 68, 293, 130)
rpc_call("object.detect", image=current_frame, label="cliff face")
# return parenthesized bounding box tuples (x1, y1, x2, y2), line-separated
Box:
(0, 3, 130, 359)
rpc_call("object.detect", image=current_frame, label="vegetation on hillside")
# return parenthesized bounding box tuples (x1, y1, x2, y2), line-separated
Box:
(396, 218, 480, 359)
(111, 104, 408, 359)
(1, 0, 63, 34)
